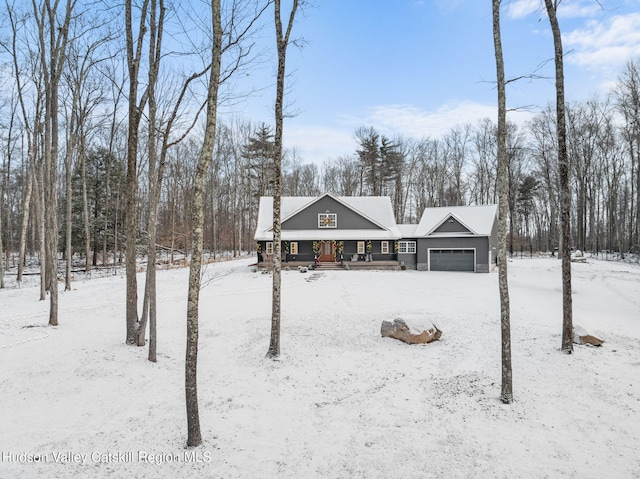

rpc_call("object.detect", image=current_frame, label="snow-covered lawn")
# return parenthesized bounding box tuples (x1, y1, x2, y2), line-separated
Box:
(1, 257, 639, 478)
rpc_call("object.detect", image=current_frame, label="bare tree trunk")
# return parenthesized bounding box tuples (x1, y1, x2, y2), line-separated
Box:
(0, 176, 4, 289)
(63, 88, 79, 289)
(186, 0, 222, 449)
(544, 0, 573, 353)
(8, 5, 39, 285)
(103, 153, 111, 266)
(36, 157, 46, 301)
(137, 0, 165, 361)
(33, 0, 75, 325)
(136, 0, 160, 352)
(124, 0, 151, 344)
(4, 126, 13, 277)
(137, 0, 209, 360)
(492, 0, 513, 404)
(80, 148, 92, 273)
(17, 158, 34, 284)
(64, 140, 74, 288)
(267, 0, 299, 359)
(45, 123, 59, 326)
(104, 69, 126, 268)
(115, 175, 122, 266)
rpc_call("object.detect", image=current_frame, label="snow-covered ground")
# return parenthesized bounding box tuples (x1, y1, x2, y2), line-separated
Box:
(1, 257, 639, 478)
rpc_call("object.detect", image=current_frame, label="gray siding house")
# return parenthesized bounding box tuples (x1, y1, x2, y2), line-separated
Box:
(254, 193, 498, 272)
(254, 194, 401, 267)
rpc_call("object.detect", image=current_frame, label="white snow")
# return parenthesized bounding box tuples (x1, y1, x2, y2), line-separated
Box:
(1, 257, 639, 478)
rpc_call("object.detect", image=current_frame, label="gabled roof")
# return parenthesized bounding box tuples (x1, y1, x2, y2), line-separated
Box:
(414, 204, 498, 237)
(254, 193, 401, 241)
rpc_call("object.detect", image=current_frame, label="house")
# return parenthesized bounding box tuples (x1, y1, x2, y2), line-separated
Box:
(254, 193, 498, 272)
(254, 193, 401, 268)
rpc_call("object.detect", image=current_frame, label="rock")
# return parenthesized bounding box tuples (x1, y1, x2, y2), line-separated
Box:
(579, 335, 604, 346)
(572, 250, 587, 263)
(381, 318, 442, 345)
(573, 325, 604, 347)
(299, 266, 308, 273)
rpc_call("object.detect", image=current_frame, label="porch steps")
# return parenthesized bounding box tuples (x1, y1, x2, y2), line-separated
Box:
(314, 262, 344, 271)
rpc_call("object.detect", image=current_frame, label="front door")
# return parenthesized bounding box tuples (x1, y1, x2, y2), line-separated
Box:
(318, 241, 335, 262)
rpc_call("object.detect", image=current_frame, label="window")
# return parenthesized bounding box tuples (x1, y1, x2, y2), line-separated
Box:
(357, 241, 365, 254)
(318, 213, 337, 228)
(381, 241, 389, 254)
(398, 241, 416, 254)
(265, 242, 273, 254)
(290, 242, 298, 254)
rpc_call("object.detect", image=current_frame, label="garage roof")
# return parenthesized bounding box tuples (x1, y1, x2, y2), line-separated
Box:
(415, 205, 498, 237)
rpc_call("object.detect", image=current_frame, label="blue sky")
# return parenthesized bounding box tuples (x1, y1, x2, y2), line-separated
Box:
(227, 0, 640, 165)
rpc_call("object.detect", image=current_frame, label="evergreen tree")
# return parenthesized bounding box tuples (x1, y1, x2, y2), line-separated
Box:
(243, 123, 276, 197)
(355, 127, 381, 195)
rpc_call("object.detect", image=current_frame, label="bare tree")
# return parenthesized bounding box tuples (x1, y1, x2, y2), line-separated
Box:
(266, 0, 299, 359)
(101, 59, 127, 267)
(124, 0, 150, 344)
(33, 0, 76, 326)
(62, 26, 111, 287)
(544, 0, 573, 353)
(135, 0, 212, 361)
(529, 106, 559, 254)
(0, 141, 4, 288)
(185, 0, 222, 448)
(492, 0, 513, 403)
(616, 59, 640, 254)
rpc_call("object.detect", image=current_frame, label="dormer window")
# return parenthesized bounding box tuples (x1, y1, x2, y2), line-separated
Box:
(318, 213, 337, 228)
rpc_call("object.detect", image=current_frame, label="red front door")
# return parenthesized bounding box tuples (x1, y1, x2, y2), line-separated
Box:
(317, 241, 335, 262)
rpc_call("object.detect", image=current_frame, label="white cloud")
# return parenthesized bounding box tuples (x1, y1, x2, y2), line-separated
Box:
(284, 125, 355, 165)
(363, 102, 530, 139)
(284, 102, 533, 165)
(365, 103, 491, 138)
(507, 0, 600, 20)
(507, 0, 542, 20)
(558, 1, 601, 19)
(565, 13, 640, 70)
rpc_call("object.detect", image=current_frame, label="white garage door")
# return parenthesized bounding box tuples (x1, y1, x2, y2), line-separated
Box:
(429, 249, 475, 272)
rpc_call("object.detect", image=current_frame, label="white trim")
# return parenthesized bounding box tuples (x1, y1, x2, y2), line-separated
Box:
(428, 248, 476, 272)
(381, 241, 389, 254)
(357, 241, 365, 254)
(426, 214, 476, 236)
(318, 213, 337, 229)
(290, 241, 298, 254)
(265, 242, 273, 254)
(258, 230, 401, 241)
(398, 241, 416, 254)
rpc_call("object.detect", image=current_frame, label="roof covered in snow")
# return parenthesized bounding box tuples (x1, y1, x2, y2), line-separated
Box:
(255, 195, 497, 241)
(414, 204, 498, 237)
(397, 224, 418, 238)
(254, 194, 402, 241)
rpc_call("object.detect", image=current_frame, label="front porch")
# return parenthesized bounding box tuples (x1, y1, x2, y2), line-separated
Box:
(254, 257, 401, 271)
(257, 240, 400, 266)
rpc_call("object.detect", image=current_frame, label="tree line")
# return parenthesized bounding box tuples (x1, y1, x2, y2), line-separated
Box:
(2, 6, 639, 296)
(3, 90, 639, 281)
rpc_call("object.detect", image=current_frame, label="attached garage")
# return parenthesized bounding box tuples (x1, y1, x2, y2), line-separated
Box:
(429, 249, 475, 272)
